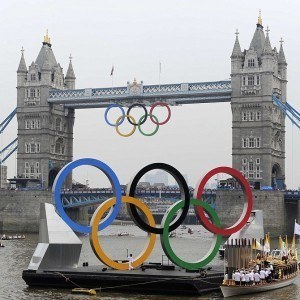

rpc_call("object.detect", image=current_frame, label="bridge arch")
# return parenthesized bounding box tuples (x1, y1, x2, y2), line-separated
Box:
(48, 168, 60, 188)
(271, 163, 283, 190)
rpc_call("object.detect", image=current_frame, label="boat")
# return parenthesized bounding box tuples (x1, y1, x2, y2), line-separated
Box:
(220, 234, 299, 298)
(117, 232, 129, 236)
(168, 231, 176, 238)
(188, 228, 194, 234)
(180, 225, 187, 230)
(0, 234, 25, 240)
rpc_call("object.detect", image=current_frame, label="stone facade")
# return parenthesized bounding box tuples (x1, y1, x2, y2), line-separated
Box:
(16, 34, 76, 189)
(231, 19, 287, 189)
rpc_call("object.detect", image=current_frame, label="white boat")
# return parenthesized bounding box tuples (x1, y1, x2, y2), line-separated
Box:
(221, 274, 298, 298)
(117, 232, 129, 236)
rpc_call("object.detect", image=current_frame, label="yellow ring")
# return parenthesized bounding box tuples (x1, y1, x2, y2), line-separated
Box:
(115, 115, 136, 137)
(90, 196, 156, 270)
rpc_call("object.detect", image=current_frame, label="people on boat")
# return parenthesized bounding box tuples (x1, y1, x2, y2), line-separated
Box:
(254, 271, 261, 285)
(249, 269, 254, 285)
(259, 268, 266, 284)
(234, 270, 241, 286)
(244, 271, 250, 286)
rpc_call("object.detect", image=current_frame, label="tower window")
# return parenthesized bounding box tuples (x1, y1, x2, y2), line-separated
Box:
(247, 76, 254, 86)
(249, 112, 254, 121)
(256, 158, 260, 164)
(242, 76, 246, 86)
(56, 118, 62, 131)
(242, 158, 247, 165)
(249, 137, 255, 148)
(256, 111, 261, 121)
(256, 76, 260, 85)
(242, 112, 247, 121)
(30, 88, 36, 98)
(256, 138, 261, 148)
(248, 59, 255, 67)
(30, 73, 36, 81)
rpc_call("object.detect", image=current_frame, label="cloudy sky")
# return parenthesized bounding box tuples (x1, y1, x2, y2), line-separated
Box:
(0, 0, 299, 188)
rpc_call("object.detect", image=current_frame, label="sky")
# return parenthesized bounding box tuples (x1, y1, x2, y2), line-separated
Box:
(0, 0, 299, 189)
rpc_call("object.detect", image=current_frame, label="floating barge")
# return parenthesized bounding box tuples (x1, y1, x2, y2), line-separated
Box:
(23, 265, 224, 296)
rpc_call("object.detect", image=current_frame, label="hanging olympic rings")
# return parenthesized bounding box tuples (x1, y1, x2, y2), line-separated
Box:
(104, 104, 125, 127)
(127, 104, 148, 126)
(194, 166, 253, 236)
(90, 196, 156, 270)
(115, 114, 136, 137)
(149, 102, 171, 125)
(127, 163, 190, 234)
(138, 114, 160, 136)
(53, 158, 253, 270)
(104, 102, 171, 137)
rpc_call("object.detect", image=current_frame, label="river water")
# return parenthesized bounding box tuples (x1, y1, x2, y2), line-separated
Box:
(0, 225, 299, 300)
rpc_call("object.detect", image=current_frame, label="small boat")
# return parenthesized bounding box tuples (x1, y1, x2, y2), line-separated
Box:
(168, 231, 176, 238)
(180, 225, 187, 230)
(188, 228, 194, 234)
(118, 232, 129, 236)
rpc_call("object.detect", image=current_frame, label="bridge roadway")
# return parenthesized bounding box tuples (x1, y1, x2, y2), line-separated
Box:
(60, 188, 300, 209)
(48, 80, 232, 108)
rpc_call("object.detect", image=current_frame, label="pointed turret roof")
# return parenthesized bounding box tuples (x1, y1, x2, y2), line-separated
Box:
(231, 30, 243, 58)
(35, 31, 57, 69)
(278, 38, 287, 65)
(262, 27, 273, 55)
(249, 11, 265, 58)
(66, 54, 76, 79)
(17, 47, 27, 73)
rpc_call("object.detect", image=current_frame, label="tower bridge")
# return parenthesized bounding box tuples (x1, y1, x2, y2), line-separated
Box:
(1, 13, 300, 235)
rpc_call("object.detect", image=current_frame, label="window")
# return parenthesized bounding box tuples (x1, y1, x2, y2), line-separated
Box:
(249, 173, 254, 179)
(247, 76, 254, 86)
(25, 162, 29, 168)
(56, 118, 62, 131)
(242, 76, 246, 86)
(37, 89, 40, 97)
(249, 162, 254, 171)
(256, 158, 260, 164)
(61, 146, 65, 155)
(242, 158, 247, 165)
(30, 73, 36, 81)
(248, 59, 255, 67)
(30, 165, 35, 173)
(249, 112, 254, 121)
(36, 120, 41, 129)
(249, 137, 255, 148)
(25, 120, 29, 129)
(242, 138, 248, 148)
(25, 143, 30, 153)
(242, 112, 247, 121)
(30, 88, 36, 98)
(256, 76, 260, 85)
(30, 143, 36, 153)
(256, 111, 261, 121)
(36, 143, 40, 153)
(256, 137, 261, 148)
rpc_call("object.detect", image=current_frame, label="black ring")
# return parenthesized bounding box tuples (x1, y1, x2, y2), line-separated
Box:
(126, 104, 148, 126)
(126, 163, 190, 234)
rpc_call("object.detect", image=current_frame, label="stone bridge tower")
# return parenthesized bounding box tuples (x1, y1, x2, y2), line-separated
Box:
(231, 14, 287, 189)
(16, 33, 75, 188)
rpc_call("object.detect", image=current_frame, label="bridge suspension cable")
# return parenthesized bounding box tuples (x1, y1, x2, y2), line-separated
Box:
(272, 95, 300, 129)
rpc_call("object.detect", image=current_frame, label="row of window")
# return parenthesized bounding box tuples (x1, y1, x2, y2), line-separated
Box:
(51, 143, 65, 155)
(242, 137, 261, 148)
(242, 158, 260, 165)
(24, 162, 40, 178)
(25, 119, 41, 129)
(25, 88, 40, 99)
(242, 75, 260, 86)
(247, 59, 255, 67)
(242, 171, 261, 179)
(242, 111, 261, 121)
(25, 143, 40, 153)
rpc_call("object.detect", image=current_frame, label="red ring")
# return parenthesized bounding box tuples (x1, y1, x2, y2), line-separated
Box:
(194, 167, 253, 236)
(149, 102, 171, 125)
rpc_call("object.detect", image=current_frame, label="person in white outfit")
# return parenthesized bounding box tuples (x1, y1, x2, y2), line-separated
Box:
(128, 253, 134, 270)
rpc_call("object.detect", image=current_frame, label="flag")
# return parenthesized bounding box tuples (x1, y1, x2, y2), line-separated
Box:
(294, 221, 300, 236)
(110, 65, 114, 76)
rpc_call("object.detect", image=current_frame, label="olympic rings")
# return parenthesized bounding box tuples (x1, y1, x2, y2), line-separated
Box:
(149, 102, 171, 125)
(127, 104, 148, 126)
(194, 166, 253, 236)
(115, 114, 136, 137)
(138, 114, 159, 136)
(161, 199, 222, 269)
(104, 102, 171, 137)
(127, 163, 190, 234)
(104, 104, 125, 127)
(53, 158, 254, 271)
(90, 196, 156, 270)
(52, 158, 122, 234)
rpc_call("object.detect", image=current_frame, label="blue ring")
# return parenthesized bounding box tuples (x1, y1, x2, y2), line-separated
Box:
(104, 104, 125, 127)
(52, 158, 122, 234)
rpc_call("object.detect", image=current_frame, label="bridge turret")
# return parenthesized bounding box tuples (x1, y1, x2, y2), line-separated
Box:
(65, 54, 76, 89)
(261, 29, 274, 73)
(17, 48, 27, 87)
(231, 30, 244, 73)
(278, 39, 287, 102)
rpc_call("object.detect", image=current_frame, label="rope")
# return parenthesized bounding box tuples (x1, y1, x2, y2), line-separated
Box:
(54, 272, 82, 288)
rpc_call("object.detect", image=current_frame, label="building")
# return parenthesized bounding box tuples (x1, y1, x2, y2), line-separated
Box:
(231, 13, 287, 189)
(145, 170, 168, 186)
(0, 165, 8, 189)
(16, 32, 75, 188)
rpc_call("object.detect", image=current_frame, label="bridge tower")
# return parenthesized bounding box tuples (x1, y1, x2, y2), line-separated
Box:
(16, 32, 75, 188)
(231, 14, 287, 189)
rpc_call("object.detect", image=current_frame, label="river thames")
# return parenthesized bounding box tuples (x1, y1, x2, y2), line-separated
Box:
(1, 225, 299, 299)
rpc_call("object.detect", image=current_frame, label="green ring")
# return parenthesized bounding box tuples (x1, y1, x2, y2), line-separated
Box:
(160, 199, 222, 270)
(138, 114, 159, 136)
